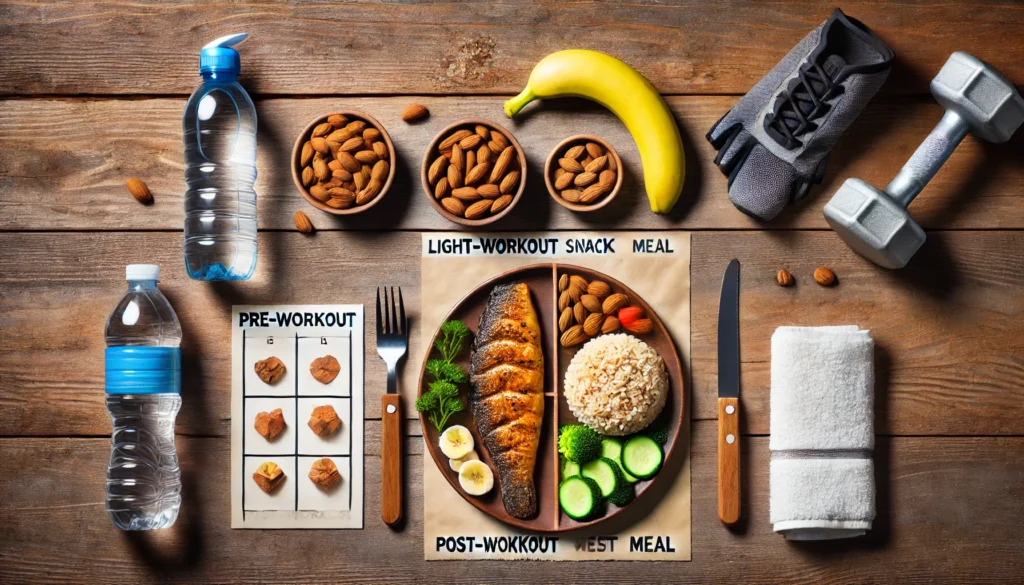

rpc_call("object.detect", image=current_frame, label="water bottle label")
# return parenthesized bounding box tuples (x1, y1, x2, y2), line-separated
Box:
(105, 347, 182, 395)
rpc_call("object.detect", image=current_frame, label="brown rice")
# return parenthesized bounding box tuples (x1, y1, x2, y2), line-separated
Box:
(563, 333, 668, 436)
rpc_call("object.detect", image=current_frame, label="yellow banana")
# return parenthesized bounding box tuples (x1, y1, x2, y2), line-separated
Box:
(504, 50, 684, 214)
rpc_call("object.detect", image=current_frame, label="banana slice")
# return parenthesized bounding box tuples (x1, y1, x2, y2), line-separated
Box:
(439, 425, 474, 459)
(449, 449, 480, 472)
(458, 460, 494, 496)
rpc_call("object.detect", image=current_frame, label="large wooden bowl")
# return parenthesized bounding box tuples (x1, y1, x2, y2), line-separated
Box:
(418, 263, 685, 532)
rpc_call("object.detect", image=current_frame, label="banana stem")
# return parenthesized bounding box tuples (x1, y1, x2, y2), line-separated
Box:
(503, 87, 536, 118)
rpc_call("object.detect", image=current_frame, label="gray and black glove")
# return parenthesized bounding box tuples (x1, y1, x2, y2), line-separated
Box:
(707, 8, 894, 221)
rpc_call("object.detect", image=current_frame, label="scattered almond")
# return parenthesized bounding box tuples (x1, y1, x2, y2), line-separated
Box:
(294, 211, 314, 233)
(814, 267, 837, 286)
(127, 178, 153, 203)
(401, 104, 429, 123)
(777, 269, 794, 287)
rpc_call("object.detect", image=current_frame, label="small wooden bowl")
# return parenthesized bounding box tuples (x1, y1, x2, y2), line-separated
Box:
(545, 135, 623, 212)
(291, 110, 396, 215)
(421, 118, 527, 227)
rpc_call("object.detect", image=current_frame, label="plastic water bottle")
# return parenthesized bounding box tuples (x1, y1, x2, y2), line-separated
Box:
(104, 265, 182, 530)
(183, 33, 258, 281)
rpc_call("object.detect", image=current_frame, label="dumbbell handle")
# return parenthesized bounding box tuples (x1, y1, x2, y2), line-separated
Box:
(886, 110, 970, 208)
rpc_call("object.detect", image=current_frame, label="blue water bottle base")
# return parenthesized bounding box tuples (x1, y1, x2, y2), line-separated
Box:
(187, 261, 255, 281)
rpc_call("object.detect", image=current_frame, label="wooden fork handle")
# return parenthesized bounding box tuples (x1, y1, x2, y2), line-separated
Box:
(381, 393, 402, 526)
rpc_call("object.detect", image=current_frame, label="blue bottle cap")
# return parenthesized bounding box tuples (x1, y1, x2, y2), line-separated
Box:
(199, 33, 248, 75)
(106, 347, 181, 395)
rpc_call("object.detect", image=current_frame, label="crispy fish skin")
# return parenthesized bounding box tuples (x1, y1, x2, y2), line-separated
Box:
(470, 283, 544, 519)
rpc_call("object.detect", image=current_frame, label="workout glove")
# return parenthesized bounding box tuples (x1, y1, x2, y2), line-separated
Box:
(706, 8, 894, 221)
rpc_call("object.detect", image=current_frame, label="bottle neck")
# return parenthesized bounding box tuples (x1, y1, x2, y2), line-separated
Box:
(201, 70, 238, 83)
(128, 280, 159, 292)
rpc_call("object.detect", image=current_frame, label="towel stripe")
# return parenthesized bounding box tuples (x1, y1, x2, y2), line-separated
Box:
(771, 449, 872, 460)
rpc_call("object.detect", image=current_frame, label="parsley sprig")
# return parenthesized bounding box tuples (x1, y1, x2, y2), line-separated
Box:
(416, 320, 471, 431)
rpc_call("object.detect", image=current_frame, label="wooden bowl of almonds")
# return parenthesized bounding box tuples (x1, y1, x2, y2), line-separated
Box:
(545, 135, 622, 212)
(291, 111, 396, 215)
(421, 118, 526, 226)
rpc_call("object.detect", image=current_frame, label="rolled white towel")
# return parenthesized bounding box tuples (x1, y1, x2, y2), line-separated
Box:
(769, 325, 875, 540)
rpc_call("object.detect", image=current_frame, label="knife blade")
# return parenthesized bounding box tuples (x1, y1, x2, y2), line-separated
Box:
(718, 258, 741, 525)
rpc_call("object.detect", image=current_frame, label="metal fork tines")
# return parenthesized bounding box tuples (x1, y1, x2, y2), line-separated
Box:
(375, 286, 408, 393)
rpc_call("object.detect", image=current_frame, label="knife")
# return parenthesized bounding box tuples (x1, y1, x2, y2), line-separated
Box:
(718, 259, 741, 525)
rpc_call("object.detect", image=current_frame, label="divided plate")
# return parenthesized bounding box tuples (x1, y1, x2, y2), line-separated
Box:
(418, 263, 684, 532)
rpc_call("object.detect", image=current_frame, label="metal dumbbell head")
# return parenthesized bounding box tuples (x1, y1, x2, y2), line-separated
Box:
(825, 52, 1023, 269)
(824, 179, 926, 269)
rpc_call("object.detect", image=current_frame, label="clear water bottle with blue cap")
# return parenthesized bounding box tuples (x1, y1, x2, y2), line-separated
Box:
(183, 33, 258, 281)
(105, 264, 182, 530)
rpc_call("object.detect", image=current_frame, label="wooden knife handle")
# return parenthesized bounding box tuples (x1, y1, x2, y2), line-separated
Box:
(718, 396, 740, 525)
(381, 393, 402, 526)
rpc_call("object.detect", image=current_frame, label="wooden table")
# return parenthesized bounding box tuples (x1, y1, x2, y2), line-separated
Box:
(2, 2, 1022, 583)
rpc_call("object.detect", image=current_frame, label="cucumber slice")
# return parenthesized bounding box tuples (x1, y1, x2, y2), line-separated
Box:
(562, 458, 580, 479)
(581, 457, 622, 498)
(621, 435, 663, 479)
(558, 476, 602, 521)
(600, 437, 639, 483)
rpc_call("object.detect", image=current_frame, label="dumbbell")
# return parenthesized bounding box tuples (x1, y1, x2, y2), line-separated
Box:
(824, 52, 1024, 269)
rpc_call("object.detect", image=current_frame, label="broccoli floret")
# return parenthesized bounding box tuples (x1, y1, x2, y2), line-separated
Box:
(645, 423, 670, 446)
(558, 424, 602, 464)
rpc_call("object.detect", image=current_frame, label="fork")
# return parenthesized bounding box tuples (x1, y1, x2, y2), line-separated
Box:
(376, 286, 407, 526)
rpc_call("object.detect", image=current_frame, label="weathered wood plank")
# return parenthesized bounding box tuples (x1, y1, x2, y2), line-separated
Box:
(2, 427, 1022, 584)
(1, 231, 1021, 438)
(2, 96, 1023, 231)
(1, 1, 1021, 96)
(691, 231, 1024, 436)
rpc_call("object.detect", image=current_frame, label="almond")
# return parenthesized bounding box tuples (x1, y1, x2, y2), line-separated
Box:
(584, 312, 604, 336)
(333, 168, 352, 182)
(327, 159, 342, 172)
(452, 186, 481, 201)
(558, 274, 569, 292)
(574, 172, 597, 187)
(603, 293, 628, 315)
(327, 114, 348, 128)
(581, 294, 603, 314)
(487, 140, 503, 154)
(475, 125, 490, 139)
(464, 199, 492, 220)
(489, 131, 509, 151)
(599, 169, 616, 187)
(439, 129, 473, 151)
(362, 128, 380, 142)
(459, 134, 483, 150)
(340, 137, 364, 152)
(560, 325, 587, 347)
(301, 166, 315, 187)
(558, 158, 584, 173)
(558, 307, 573, 332)
(345, 120, 367, 134)
(327, 129, 353, 143)
(428, 156, 448, 185)
(561, 189, 581, 203)
(569, 275, 589, 291)
(580, 183, 609, 204)
(466, 162, 491, 185)
(294, 211, 313, 233)
(555, 171, 575, 190)
(814, 267, 836, 286)
(624, 318, 653, 335)
(322, 178, 342, 189)
(357, 179, 382, 205)
(373, 141, 388, 159)
(369, 160, 387, 181)
(476, 145, 492, 164)
(450, 144, 465, 171)
(491, 194, 513, 214)
(312, 122, 333, 138)
(558, 290, 571, 311)
(490, 147, 515, 183)
(401, 104, 429, 123)
(564, 145, 586, 160)
(582, 155, 594, 168)
(354, 150, 378, 164)
(126, 178, 152, 203)
(477, 184, 500, 199)
(574, 301, 587, 325)
(441, 197, 465, 216)
(308, 184, 330, 202)
(327, 187, 354, 200)
(465, 150, 476, 178)
(434, 177, 450, 199)
(327, 193, 354, 209)
(337, 151, 361, 173)
(300, 141, 314, 167)
(586, 142, 604, 158)
(447, 164, 463, 189)
(601, 315, 620, 334)
(585, 155, 607, 173)
(568, 285, 585, 303)
(311, 137, 330, 154)
(500, 170, 520, 194)
(313, 159, 330, 182)
(587, 281, 611, 297)
(607, 153, 617, 172)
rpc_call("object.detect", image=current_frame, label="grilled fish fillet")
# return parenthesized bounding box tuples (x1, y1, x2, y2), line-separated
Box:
(470, 283, 545, 519)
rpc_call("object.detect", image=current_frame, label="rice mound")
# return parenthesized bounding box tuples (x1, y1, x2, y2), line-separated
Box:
(563, 333, 668, 436)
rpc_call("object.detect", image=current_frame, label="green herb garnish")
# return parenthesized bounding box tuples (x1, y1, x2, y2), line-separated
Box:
(417, 320, 472, 431)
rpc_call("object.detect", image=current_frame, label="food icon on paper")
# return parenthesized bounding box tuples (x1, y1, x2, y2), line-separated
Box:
(310, 355, 341, 384)
(254, 408, 286, 440)
(253, 462, 286, 494)
(309, 458, 342, 490)
(308, 405, 342, 437)
(254, 356, 286, 384)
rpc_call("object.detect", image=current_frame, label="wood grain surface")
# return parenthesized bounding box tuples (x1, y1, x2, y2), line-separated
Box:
(1, 1, 1021, 96)
(3, 97, 1023, 231)
(2, 424, 1022, 584)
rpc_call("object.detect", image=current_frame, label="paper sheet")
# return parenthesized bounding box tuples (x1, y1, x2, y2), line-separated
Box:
(421, 232, 691, 560)
(230, 305, 365, 529)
